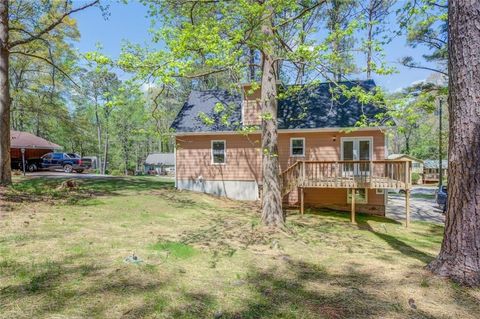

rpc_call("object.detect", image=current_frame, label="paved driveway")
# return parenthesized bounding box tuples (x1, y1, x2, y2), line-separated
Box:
(386, 191, 445, 224)
(25, 171, 110, 179)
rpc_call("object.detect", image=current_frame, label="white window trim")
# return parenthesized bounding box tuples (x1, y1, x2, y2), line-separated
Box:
(290, 137, 305, 157)
(347, 188, 368, 204)
(340, 136, 374, 161)
(211, 140, 226, 165)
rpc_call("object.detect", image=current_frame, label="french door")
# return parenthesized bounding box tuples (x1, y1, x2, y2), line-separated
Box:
(341, 137, 372, 176)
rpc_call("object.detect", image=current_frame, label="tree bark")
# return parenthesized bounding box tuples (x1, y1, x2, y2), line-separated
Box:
(260, 12, 284, 227)
(102, 125, 109, 174)
(427, 1, 480, 286)
(0, 0, 11, 185)
(94, 98, 103, 174)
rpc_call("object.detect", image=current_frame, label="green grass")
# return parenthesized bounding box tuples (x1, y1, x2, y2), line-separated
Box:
(149, 241, 197, 259)
(0, 176, 478, 319)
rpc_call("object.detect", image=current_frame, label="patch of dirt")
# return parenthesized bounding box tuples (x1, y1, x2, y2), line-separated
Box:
(176, 217, 280, 257)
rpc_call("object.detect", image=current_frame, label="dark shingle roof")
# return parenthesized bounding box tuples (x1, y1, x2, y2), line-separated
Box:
(170, 90, 242, 133)
(171, 80, 385, 133)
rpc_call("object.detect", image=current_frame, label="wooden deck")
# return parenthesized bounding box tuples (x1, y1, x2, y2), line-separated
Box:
(281, 160, 413, 227)
(282, 160, 412, 196)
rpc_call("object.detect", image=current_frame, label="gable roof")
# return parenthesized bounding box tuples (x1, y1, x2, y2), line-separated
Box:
(10, 130, 61, 150)
(170, 90, 242, 133)
(144, 153, 175, 166)
(171, 80, 386, 133)
(387, 154, 423, 163)
(424, 159, 448, 169)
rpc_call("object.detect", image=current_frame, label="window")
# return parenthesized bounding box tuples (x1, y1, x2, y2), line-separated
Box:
(347, 189, 368, 204)
(211, 140, 226, 164)
(341, 137, 373, 175)
(290, 138, 305, 157)
(376, 189, 385, 195)
(52, 153, 63, 160)
(413, 162, 420, 168)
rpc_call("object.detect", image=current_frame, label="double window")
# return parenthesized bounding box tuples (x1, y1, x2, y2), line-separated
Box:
(211, 140, 226, 164)
(290, 138, 305, 157)
(347, 189, 368, 204)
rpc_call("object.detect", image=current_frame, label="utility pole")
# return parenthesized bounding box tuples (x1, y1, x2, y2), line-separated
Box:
(438, 98, 443, 187)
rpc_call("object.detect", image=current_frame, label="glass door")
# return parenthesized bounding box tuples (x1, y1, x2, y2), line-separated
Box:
(342, 138, 372, 176)
(342, 140, 355, 176)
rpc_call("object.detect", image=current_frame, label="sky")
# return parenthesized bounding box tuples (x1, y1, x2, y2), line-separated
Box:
(73, 0, 435, 93)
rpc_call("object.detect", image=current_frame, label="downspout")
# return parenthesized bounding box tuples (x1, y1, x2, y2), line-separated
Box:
(174, 136, 177, 189)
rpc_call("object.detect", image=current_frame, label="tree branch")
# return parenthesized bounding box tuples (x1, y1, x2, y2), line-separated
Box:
(274, 1, 326, 28)
(8, 0, 99, 49)
(400, 60, 448, 76)
(10, 51, 80, 88)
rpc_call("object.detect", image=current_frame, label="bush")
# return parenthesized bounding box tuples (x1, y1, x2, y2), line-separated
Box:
(412, 172, 421, 184)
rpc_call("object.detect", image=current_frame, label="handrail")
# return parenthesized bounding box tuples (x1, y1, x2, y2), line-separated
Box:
(281, 159, 412, 196)
(281, 161, 301, 175)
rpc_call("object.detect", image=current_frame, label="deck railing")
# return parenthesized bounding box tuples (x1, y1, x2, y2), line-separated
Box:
(282, 160, 411, 196)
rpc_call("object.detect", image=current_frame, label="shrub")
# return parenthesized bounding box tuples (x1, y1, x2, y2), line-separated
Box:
(412, 172, 421, 184)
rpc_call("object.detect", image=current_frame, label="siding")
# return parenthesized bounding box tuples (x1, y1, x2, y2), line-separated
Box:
(176, 134, 262, 182)
(11, 148, 52, 160)
(176, 129, 387, 214)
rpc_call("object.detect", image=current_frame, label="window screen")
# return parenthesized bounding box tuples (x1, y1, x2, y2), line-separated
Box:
(212, 141, 226, 164)
(291, 138, 305, 156)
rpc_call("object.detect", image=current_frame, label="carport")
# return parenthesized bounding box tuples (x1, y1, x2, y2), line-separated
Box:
(10, 130, 61, 171)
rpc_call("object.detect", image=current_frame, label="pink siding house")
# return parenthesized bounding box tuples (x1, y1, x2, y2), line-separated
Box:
(171, 81, 412, 217)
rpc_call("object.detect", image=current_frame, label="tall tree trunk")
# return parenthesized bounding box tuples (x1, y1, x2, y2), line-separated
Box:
(260, 12, 284, 227)
(94, 99, 103, 174)
(427, 2, 480, 286)
(0, 0, 11, 185)
(366, 8, 373, 79)
(102, 126, 109, 175)
(249, 48, 255, 81)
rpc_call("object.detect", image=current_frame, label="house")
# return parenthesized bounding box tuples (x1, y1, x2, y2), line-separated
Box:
(144, 153, 175, 175)
(387, 154, 423, 184)
(171, 80, 412, 223)
(10, 130, 60, 171)
(423, 159, 448, 184)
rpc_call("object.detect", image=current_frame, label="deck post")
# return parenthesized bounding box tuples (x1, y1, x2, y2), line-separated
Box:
(351, 188, 356, 224)
(405, 189, 410, 228)
(300, 187, 304, 216)
(302, 161, 306, 186)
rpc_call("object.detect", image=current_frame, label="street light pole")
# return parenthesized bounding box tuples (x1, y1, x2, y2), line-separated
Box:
(438, 98, 443, 187)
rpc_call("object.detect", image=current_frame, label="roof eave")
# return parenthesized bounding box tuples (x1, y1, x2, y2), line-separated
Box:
(173, 126, 388, 136)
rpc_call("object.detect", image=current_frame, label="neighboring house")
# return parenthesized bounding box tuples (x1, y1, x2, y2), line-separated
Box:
(171, 80, 412, 220)
(423, 159, 448, 184)
(144, 153, 175, 175)
(10, 130, 60, 170)
(387, 154, 423, 184)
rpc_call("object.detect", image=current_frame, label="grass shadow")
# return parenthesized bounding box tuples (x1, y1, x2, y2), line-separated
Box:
(3, 176, 174, 205)
(359, 221, 435, 264)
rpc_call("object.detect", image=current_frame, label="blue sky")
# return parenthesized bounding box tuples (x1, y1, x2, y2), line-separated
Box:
(74, 1, 434, 92)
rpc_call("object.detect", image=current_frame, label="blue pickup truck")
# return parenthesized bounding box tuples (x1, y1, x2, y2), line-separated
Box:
(34, 152, 91, 173)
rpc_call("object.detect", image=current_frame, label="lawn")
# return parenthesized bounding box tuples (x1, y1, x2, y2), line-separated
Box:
(0, 176, 479, 319)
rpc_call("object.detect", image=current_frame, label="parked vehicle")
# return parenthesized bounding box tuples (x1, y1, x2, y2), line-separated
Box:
(38, 152, 91, 173)
(435, 185, 447, 212)
(12, 157, 47, 172)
